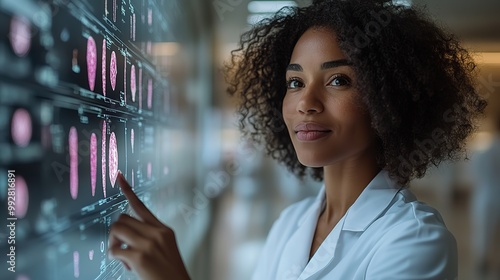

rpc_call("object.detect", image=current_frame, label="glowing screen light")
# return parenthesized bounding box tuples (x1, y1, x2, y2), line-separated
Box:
(110, 51, 117, 91)
(87, 36, 97, 91)
(108, 132, 118, 187)
(15, 176, 29, 218)
(11, 108, 32, 147)
(138, 68, 143, 109)
(102, 39, 107, 95)
(147, 78, 152, 109)
(9, 16, 31, 57)
(102, 121, 107, 197)
(90, 133, 97, 196)
(131, 128, 134, 153)
(73, 251, 79, 278)
(123, 53, 127, 102)
(69, 127, 78, 200)
(130, 65, 136, 102)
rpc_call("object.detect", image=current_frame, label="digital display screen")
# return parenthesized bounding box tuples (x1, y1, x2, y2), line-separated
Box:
(0, 0, 188, 279)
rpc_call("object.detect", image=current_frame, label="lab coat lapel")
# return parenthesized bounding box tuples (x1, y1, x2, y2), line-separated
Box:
(298, 215, 345, 279)
(276, 187, 326, 280)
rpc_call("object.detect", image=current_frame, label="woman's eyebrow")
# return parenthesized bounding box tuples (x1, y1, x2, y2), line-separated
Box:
(320, 59, 352, 70)
(286, 64, 303, 71)
(286, 59, 352, 72)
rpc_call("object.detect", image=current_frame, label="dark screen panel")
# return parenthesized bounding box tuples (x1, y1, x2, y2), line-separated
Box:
(0, 0, 188, 279)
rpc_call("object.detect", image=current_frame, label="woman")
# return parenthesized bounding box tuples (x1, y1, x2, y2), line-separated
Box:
(108, 0, 486, 279)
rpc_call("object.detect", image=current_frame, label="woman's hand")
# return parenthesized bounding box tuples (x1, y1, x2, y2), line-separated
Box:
(108, 171, 191, 280)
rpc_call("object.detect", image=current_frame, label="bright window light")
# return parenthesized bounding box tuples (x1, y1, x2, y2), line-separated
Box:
(247, 1, 297, 14)
(247, 13, 275, 25)
(392, 0, 412, 7)
(473, 52, 500, 64)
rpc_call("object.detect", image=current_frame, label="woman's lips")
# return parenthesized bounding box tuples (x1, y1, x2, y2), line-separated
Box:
(296, 131, 331, 141)
(294, 122, 332, 141)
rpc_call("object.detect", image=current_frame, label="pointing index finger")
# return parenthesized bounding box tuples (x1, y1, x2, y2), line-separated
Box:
(117, 171, 161, 226)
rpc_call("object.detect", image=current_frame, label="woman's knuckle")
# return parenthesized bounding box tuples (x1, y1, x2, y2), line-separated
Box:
(118, 213, 129, 222)
(144, 239, 156, 251)
(160, 227, 175, 240)
(135, 250, 150, 266)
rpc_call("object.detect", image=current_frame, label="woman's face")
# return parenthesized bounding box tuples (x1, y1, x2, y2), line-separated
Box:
(282, 27, 376, 167)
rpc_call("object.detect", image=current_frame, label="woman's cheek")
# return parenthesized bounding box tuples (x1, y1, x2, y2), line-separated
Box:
(282, 95, 295, 127)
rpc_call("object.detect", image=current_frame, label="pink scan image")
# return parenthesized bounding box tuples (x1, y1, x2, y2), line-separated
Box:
(69, 127, 79, 200)
(102, 39, 107, 95)
(11, 108, 32, 147)
(87, 36, 97, 91)
(102, 121, 107, 197)
(90, 133, 97, 196)
(9, 16, 31, 57)
(110, 51, 117, 91)
(108, 132, 118, 187)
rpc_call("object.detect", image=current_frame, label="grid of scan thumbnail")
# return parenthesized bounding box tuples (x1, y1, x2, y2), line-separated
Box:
(0, 0, 183, 279)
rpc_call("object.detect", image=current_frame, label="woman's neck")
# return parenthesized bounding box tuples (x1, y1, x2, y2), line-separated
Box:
(321, 149, 381, 225)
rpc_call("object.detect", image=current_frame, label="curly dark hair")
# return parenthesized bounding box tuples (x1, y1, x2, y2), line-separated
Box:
(225, 0, 487, 186)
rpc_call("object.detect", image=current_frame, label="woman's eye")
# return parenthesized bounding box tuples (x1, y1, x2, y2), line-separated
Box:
(329, 75, 351, 86)
(286, 78, 304, 89)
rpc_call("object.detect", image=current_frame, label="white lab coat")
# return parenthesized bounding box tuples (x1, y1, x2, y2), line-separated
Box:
(252, 170, 457, 280)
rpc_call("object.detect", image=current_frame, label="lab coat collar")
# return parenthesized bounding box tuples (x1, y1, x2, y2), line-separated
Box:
(297, 169, 402, 232)
(343, 170, 402, 231)
(296, 182, 327, 227)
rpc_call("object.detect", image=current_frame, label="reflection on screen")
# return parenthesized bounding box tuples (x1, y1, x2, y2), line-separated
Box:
(0, 0, 180, 279)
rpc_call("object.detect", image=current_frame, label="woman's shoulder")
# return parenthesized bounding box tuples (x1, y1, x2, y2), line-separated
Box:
(368, 188, 457, 253)
(385, 188, 450, 228)
(363, 189, 458, 278)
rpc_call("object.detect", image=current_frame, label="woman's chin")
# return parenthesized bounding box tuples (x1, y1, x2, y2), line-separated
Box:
(297, 157, 327, 168)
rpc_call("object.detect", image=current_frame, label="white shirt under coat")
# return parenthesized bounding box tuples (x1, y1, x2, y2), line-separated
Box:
(251, 170, 457, 280)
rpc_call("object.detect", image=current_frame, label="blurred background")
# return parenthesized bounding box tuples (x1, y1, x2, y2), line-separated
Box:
(0, 0, 499, 279)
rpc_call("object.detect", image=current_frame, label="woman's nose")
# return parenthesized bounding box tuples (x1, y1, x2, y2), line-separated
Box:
(297, 86, 324, 114)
